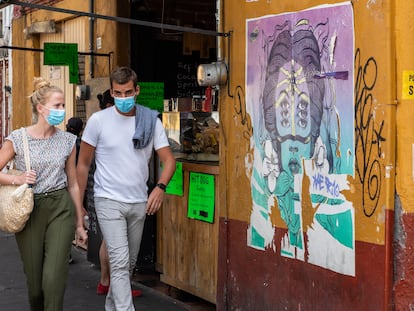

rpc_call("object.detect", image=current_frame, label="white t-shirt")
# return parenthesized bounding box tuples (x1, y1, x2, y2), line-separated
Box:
(82, 106, 169, 203)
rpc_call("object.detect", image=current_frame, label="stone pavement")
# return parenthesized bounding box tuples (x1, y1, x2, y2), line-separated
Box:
(0, 231, 192, 311)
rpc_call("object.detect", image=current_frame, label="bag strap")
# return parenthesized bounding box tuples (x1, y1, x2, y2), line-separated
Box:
(8, 160, 15, 170)
(21, 128, 31, 171)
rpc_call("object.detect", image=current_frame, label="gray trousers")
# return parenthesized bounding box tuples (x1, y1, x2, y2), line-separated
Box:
(94, 197, 146, 311)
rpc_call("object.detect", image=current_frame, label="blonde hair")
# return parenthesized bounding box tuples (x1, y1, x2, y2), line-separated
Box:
(30, 77, 63, 115)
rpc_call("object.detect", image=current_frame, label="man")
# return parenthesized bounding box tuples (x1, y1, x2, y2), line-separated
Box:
(77, 67, 176, 311)
(66, 117, 83, 163)
(93, 89, 119, 296)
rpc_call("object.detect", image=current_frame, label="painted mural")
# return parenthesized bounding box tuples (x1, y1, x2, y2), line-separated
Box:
(245, 2, 355, 275)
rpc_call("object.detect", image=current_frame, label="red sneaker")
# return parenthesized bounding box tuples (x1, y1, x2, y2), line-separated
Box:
(132, 289, 142, 297)
(97, 282, 142, 297)
(96, 282, 109, 295)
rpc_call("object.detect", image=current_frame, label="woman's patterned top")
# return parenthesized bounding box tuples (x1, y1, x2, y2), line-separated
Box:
(7, 127, 76, 194)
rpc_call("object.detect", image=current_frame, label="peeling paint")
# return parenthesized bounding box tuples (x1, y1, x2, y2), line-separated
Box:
(367, 0, 377, 8)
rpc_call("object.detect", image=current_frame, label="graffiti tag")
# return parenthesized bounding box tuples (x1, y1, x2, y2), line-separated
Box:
(354, 48, 385, 217)
(312, 173, 341, 198)
(233, 85, 253, 140)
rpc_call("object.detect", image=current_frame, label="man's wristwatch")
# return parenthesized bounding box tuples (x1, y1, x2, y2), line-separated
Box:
(156, 183, 167, 192)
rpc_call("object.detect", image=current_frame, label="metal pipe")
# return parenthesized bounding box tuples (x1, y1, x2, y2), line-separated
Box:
(1, 0, 229, 37)
(2, 59, 5, 142)
(0, 45, 110, 57)
(89, 0, 94, 78)
(216, 0, 223, 60)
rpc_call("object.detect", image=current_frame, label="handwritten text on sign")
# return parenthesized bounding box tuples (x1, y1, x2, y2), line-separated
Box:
(188, 172, 215, 223)
(44, 43, 78, 84)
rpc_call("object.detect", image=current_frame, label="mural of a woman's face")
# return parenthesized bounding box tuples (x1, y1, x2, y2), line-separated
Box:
(248, 3, 355, 276)
(262, 28, 325, 179)
(275, 59, 311, 176)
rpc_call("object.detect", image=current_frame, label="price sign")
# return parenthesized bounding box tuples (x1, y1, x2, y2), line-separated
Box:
(137, 82, 164, 112)
(187, 172, 215, 223)
(44, 42, 78, 84)
(165, 162, 183, 196)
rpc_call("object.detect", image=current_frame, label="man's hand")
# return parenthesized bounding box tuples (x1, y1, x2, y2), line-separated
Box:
(146, 187, 165, 215)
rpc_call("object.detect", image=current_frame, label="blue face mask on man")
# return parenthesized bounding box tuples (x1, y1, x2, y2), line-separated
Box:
(44, 107, 65, 126)
(114, 96, 136, 113)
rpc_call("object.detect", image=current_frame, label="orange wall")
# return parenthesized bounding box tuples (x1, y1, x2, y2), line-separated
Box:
(394, 0, 414, 309)
(221, 0, 395, 241)
(218, 0, 398, 309)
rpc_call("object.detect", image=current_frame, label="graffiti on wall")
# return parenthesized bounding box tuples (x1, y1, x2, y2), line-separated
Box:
(354, 49, 384, 218)
(245, 3, 355, 275)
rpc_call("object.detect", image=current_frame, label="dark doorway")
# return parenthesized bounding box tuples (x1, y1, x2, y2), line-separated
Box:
(130, 1, 217, 270)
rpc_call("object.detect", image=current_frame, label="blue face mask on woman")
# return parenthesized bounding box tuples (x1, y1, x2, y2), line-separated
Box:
(114, 96, 135, 113)
(44, 107, 65, 126)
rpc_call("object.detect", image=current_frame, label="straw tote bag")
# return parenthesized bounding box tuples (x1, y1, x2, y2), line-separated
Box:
(0, 128, 34, 233)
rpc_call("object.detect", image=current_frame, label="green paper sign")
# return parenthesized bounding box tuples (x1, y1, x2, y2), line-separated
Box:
(44, 42, 78, 84)
(187, 172, 215, 223)
(137, 82, 164, 112)
(166, 162, 183, 196)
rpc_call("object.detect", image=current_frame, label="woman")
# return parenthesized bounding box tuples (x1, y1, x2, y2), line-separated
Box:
(0, 77, 88, 310)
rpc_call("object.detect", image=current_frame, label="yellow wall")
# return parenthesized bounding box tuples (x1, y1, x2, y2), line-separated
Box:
(395, 0, 414, 213)
(219, 0, 396, 245)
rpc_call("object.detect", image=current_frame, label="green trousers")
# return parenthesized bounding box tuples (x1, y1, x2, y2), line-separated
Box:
(15, 188, 75, 311)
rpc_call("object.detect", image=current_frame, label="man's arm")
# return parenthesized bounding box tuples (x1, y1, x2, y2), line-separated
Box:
(146, 146, 176, 215)
(156, 146, 176, 187)
(76, 141, 96, 203)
